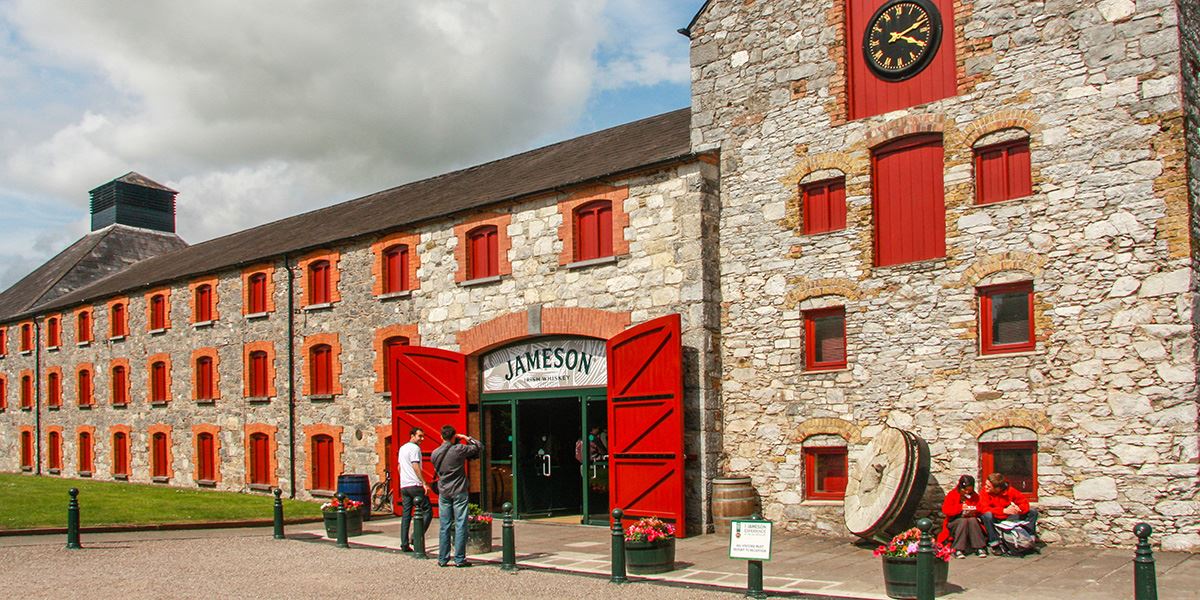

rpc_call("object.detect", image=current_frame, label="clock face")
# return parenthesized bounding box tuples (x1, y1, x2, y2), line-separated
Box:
(863, 0, 942, 81)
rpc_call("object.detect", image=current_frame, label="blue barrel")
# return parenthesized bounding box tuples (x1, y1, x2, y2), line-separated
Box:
(337, 474, 372, 521)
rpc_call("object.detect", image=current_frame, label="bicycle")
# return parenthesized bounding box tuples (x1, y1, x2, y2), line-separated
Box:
(371, 470, 392, 513)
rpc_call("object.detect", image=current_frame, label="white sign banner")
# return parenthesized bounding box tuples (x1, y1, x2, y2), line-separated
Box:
(729, 519, 773, 561)
(481, 339, 607, 392)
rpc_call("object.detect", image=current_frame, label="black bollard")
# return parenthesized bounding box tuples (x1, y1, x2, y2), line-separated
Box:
(335, 492, 349, 549)
(273, 488, 285, 540)
(916, 517, 935, 600)
(745, 512, 766, 599)
(411, 505, 428, 559)
(501, 502, 517, 572)
(1133, 523, 1158, 600)
(66, 488, 81, 550)
(610, 508, 628, 584)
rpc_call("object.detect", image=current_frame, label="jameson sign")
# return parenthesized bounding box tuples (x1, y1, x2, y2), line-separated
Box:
(482, 339, 607, 392)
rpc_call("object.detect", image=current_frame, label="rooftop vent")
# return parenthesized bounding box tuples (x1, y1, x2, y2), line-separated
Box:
(89, 172, 177, 233)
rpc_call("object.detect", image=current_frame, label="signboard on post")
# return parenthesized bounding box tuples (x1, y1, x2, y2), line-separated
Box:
(729, 518, 773, 561)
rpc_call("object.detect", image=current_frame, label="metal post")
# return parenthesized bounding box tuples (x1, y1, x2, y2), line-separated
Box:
(273, 488, 285, 540)
(412, 504, 428, 559)
(610, 508, 628, 584)
(335, 492, 349, 549)
(916, 517, 935, 600)
(746, 559, 766, 599)
(65, 488, 81, 549)
(501, 502, 517, 571)
(1133, 523, 1158, 600)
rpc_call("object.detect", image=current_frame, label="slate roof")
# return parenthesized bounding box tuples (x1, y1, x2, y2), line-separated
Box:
(8, 108, 695, 320)
(0, 225, 188, 322)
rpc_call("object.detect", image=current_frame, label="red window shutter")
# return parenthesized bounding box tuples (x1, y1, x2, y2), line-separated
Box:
(0, 378, 6, 410)
(112, 367, 127, 405)
(198, 433, 214, 481)
(151, 363, 167, 402)
(78, 312, 91, 342)
(48, 373, 60, 408)
(79, 433, 93, 472)
(0, 329, 6, 356)
(250, 433, 269, 484)
(574, 201, 614, 261)
(1007, 142, 1033, 199)
(78, 371, 92, 406)
(467, 226, 500, 279)
(195, 286, 212, 322)
(112, 304, 126, 337)
(48, 318, 60, 347)
(309, 262, 330, 305)
(21, 432, 32, 467)
(21, 376, 32, 408)
(249, 351, 268, 397)
(873, 135, 946, 266)
(49, 432, 61, 470)
(311, 346, 331, 395)
(976, 140, 1032, 204)
(152, 433, 169, 478)
(313, 435, 334, 490)
(114, 433, 128, 475)
(383, 246, 409, 293)
(802, 179, 847, 234)
(197, 357, 213, 400)
(249, 273, 267, 313)
(20, 324, 32, 351)
(150, 295, 165, 330)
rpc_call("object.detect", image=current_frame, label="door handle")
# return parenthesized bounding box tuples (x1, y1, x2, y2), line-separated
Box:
(542, 454, 551, 477)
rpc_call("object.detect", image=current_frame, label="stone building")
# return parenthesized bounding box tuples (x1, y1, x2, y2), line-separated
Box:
(1, 0, 1196, 549)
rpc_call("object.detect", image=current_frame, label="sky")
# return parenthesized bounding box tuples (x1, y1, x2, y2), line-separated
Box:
(0, 0, 702, 291)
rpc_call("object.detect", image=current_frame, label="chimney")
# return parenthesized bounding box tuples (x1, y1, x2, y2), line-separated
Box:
(89, 172, 178, 233)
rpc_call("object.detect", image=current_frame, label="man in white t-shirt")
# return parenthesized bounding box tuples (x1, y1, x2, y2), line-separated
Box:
(398, 427, 431, 552)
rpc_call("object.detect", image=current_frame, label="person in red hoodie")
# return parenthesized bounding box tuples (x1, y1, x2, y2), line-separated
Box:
(979, 472, 1038, 555)
(937, 475, 987, 558)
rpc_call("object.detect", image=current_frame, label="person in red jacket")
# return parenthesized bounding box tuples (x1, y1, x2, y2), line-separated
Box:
(979, 472, 1038, 555)
(937, 475, 987, 558)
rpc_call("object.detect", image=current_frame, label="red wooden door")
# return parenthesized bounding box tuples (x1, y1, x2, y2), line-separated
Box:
(873, 134, 945, 266)
(390, 345, 468, 517)
(607, 314, 686, 537)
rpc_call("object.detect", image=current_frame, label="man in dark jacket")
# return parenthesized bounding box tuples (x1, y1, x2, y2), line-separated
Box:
(431, 425, 482, 567)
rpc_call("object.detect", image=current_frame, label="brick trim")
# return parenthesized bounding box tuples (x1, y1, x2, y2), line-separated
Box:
(865, 114, 948, 150)
(148, 423, 174, 480)
(964, 410, 1053, 438)
(303, 424, 344, 492)
(191, 424, 223, 484)
(297, 249, 342, 307)
(374, 425, 392, 484)
(109, 358, 131, 405)
(188, 276, 221, 324)
(786, 277, 865, 309)
(45, 366, 64, 408)
(76, 425, 97, 473)
(556, 184, 631, 265)
(370, 231, 421, 296)
(190, 347, 221, 401)
(72, 306, 94, 343)
(146, 353, 173, 404)
(373, 324, 420, 393)
(144, 286, 173, 331)
(953, 109, 1039, 150)
(456, 307, 632, 355)
(454, 212, 513, 282)
(794, 418, 863, 444)
(241, 263, 277, 315)
(957, 251, 1046, 288)
(106, 296, 130, 338)
(243, 341, 278, 399)
(301, 333, 343, 396)
(75, 363, 95, 407)
(110, 425, 132, 476)
(822, 0, 849, 126)
(245, 423, 280, 487)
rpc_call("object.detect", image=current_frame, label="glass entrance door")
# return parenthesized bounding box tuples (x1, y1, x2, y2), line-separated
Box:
(482, 403, 513, 513)
(581, 394, 609, 525)
(516, 397, 582, 517)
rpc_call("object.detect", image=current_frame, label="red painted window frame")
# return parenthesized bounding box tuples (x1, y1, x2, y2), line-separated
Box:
(311, 434, 335, 491)
(111, 303, 128, 338)
(804, 306, 847, 371)
(802, 178, 847, 235)
(151, 432, 169, 478)
(197, 433, 216, 481)
(78, 432, 94, 473)
(196, 356, 215, 400)
(308, 260, 331, 305)
(149, 294, 167, 330)
(150, 362, 168, 403)
(48, 431, 62, 471)
(111, 366, 128, 405)
(77, 369, 93, 407)
(574, 200, 614, 261)
(382, 245, 410, 294)
(47, 317, 61, 348)
(978, 281, 1035, 355)
(248, 272, 268, 314)
(974, 139, 1032, 205)
(20, 375, 33, 409)
(77, 311, 92, 343)
(195, 285, 213, 322)
(20, 323, 32, 352)
(249, 433, 270, 485)
(804, 446, 849, 501)
(113, 432, 130, 476)
(872, 134, 946, 266)
(47, 371, 62, 408)
(382, 336, 410, 393)
(980, 440, 1038, 500)
(310, 344, 333, 395)
(467, 225, 499, 280)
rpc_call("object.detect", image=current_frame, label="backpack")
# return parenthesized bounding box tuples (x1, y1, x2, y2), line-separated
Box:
(995, 520, 1036, 555)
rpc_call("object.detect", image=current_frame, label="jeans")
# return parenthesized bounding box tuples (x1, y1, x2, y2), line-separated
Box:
(399, 485, 431, 548)
(981, 507, 1039, 545)
(437, 492, 470, 565)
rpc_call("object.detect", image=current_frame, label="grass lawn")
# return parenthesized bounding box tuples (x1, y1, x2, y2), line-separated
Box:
(0, 473, 324, 530)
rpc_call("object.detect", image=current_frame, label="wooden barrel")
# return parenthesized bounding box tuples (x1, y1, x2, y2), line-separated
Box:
(712, 477, 758, 533)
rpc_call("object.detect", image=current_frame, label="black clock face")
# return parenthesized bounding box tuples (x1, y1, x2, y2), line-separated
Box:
(863, 0, 942, 81)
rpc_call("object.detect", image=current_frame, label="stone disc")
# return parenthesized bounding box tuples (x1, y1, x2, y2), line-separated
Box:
(843, 427, 918, 539)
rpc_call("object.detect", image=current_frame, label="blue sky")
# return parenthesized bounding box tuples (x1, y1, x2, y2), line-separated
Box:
(0, 1, 702, 291)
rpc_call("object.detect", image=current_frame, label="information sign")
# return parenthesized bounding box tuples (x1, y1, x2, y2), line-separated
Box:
(728, 518, 772, 561)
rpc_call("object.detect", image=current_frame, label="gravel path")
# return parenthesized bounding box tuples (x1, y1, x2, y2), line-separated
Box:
(0, 533, 737, 599)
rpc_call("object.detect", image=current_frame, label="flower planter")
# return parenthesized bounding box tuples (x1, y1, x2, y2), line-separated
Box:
(625, 538, 677, 574)
(323, 510, 364, 538)
(467, 521, 493, 554)
(881, 556, 949, 599)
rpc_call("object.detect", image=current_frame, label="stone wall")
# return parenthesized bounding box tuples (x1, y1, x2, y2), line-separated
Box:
(691, 0, 1198, 549)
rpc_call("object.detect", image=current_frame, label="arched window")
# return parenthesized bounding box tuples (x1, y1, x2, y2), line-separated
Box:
(194, 284, 214, 323)
(48, 431, 62, 472)
(248, 351, 270, 397)
(113, 432, 130, 477)
(20, 374, 33, 409)
(47, 317, 61, 348)
(47, 371, 62, 408)
(382, 336, 410, 393)
(195, 356, 215, 400)
(151, 432, 170, 479)
(196, 432, 216, 482)
(247, 272, 268, 314)
(573, 200, 613, 261)
(78, 432, 94, 474)
(382, 245, 410, 294)
(308, 260, 331, 305)
(311, 434, 335, 491)
(111, 365, 128, 405)
(149, 294, 167, 330)
(466, 225, 499, 280)
(150, 361, 169, 403)
(249, 433, 271, 485)
(111, 302, 128, 338)
(20, 430, 33, 469)
(77, 311, 92, 343)
(77, 369, 93, 407)
(310, 344, 333, 395)
(803, 434, 849, 501)
(979, 427, 1038, 499)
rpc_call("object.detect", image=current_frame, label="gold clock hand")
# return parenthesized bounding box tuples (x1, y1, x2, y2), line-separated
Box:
(893, 34, 925, 46)
(888, 17, 928, 43)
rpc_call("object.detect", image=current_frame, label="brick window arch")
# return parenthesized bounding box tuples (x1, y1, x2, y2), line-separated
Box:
(47, 316, 61, 348)
(310, 344, 333, 396)
(48, 430, 62, 472)
(112, 430, 131, 477)
(110, 301, 128, 338)
(466, 225, 499, 280)
(77, 367, 94, 407)
(194, 284, 214, 323)
(573, 200, 614, 261)
(382, 245, 410, 294)
(311, 434, 335, 491)
(77, 431, 94, 474)
(149, 294, 168, 330)
(76, 310, 93, 343)
(111, 362, 129, 406)
(308, 260, 331, 305)
(47, 369, 62, 409)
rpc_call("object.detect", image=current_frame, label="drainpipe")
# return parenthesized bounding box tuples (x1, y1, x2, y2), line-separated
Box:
(285, 254, 297, 498)
(34, 319, 42, 475)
